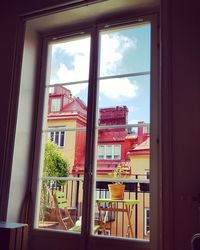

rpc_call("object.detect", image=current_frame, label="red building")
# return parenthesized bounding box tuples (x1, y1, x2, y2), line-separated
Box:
(48, 86, 148, 175)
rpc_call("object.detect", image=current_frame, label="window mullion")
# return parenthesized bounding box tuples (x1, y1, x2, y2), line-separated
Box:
(81, 26, 99, 247)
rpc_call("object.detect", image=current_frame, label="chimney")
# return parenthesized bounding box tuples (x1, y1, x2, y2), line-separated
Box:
(138, 121, 144, 144)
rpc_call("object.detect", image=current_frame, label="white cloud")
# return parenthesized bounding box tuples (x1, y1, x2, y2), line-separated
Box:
(128, 106, 140, 113)
(100, 33, 137, 75)
(67, 83, 88, 96)
(129, 119, 140, 125)
(52, 37, 90, 56)
(99, 78, 138, 99)
(51, 37, 90, 83)
(50, 33, 137, 97)
(55, 63, 88, 83)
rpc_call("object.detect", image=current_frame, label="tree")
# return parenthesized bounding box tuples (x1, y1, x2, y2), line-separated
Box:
(40, 140, 70, 221)
(43, 140, 70, 185)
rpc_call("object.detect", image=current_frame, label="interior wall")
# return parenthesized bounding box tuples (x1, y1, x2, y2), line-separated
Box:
(6, 25, 40, 222)
(161, 1, 200, 250)
(0, 0, 90, 221)
(0, 5, 23, 220)
(170, 1, 200, 249)
(1, 0, 200, 250)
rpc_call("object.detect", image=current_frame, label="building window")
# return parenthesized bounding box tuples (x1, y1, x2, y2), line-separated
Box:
(113, 145, 121, 160)
(144, 208, 150, 235)
(98, 145, 121, 160)
(49, 128, 65, 147)
(106, 145, 112, 159)
(98, 145, 105, 159)
(51, 98, 61, 112)
(145, 170, 150, 179)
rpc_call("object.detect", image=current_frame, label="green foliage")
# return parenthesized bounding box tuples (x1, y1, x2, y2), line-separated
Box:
(39, 141, 70, 221)
(111, 163, 130, 184)
(43, 140, 70, 185)
(39, 182, 52, 221)
(113, 164, 127, 179)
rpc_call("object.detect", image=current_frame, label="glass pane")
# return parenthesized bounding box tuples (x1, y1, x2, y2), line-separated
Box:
(48, 36, 91, 84)
(55, 132, 59, 145)
(92, 23, 150, 240)
(36, 34, 90, 233)
(99, 23, 150, 77)
(98, 145, 105, 159)
(106, 145, 112, 159)
(38, 178, 83, 232)
(60, 131, 65, 147)
(36, 129, 87, 232)
(45, 83, 88, 123)
(51, 98, 61, 111)
(114, 145, 121, 159)
(98, 75, 150, 124)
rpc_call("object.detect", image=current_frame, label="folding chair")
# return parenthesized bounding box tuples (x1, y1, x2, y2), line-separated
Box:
(53, 191, 75, 230)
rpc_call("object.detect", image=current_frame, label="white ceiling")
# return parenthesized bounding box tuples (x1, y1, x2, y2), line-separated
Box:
(28, 0, 160, 32)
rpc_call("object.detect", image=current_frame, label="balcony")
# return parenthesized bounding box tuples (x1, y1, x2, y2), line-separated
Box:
(38, 173, 150, 240)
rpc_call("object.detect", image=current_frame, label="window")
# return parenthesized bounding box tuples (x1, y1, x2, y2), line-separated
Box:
(98, 145, 105, 159)
(98, 145, 121, 160)
(144, 208, 150, 235)
(49, 128, 65, 147)
(51, 98, 61, 112)
(33, 14, 158, 245)
(105, 145, 112, 159)
(113, 145, 121, 160)
(93, 22, 151, 240)
(35, 34, 90, 233)
(145, 170, 150, 179)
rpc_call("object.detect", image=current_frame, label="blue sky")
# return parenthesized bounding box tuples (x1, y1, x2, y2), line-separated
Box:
(49, 23, 151, 123)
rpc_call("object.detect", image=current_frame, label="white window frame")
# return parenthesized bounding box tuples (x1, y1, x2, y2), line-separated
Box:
(22, 12, 160, 250)
(97, 145, 121, 160)
(48, 127, 65, 147)
(51, 98, 61, 112)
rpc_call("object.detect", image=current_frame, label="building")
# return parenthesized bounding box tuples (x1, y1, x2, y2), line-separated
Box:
(48, 86, 87, 172)
(128, 136, 150, 239)
(47, 85, 150, 238)
(47, 85, 148, 177)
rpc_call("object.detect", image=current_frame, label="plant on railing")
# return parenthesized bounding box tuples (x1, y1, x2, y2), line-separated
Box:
(39, 140, 70, 222)
(112, 164, 129, 182)
(108, 163, 130, 200)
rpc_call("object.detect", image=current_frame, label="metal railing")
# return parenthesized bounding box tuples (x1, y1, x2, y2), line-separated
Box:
(39, 174, 150, 240)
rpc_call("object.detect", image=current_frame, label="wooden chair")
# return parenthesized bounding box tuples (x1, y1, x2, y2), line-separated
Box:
(53, 191, 75, 230)
(53, 191, 100, 233)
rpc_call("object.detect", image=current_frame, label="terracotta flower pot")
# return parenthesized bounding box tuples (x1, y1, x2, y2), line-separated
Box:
(108, 184, 125, 200)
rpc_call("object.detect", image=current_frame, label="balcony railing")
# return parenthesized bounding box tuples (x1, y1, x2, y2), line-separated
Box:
(38, 174, 150, 240)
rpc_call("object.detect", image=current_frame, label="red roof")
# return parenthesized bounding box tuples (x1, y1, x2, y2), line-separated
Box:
(128, 137, 150, 156)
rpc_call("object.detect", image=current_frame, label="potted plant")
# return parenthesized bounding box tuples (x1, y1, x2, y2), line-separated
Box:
(108, 164, 129, 200)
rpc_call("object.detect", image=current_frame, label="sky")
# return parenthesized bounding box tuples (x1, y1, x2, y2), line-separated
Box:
(49, 23, 151, 124)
